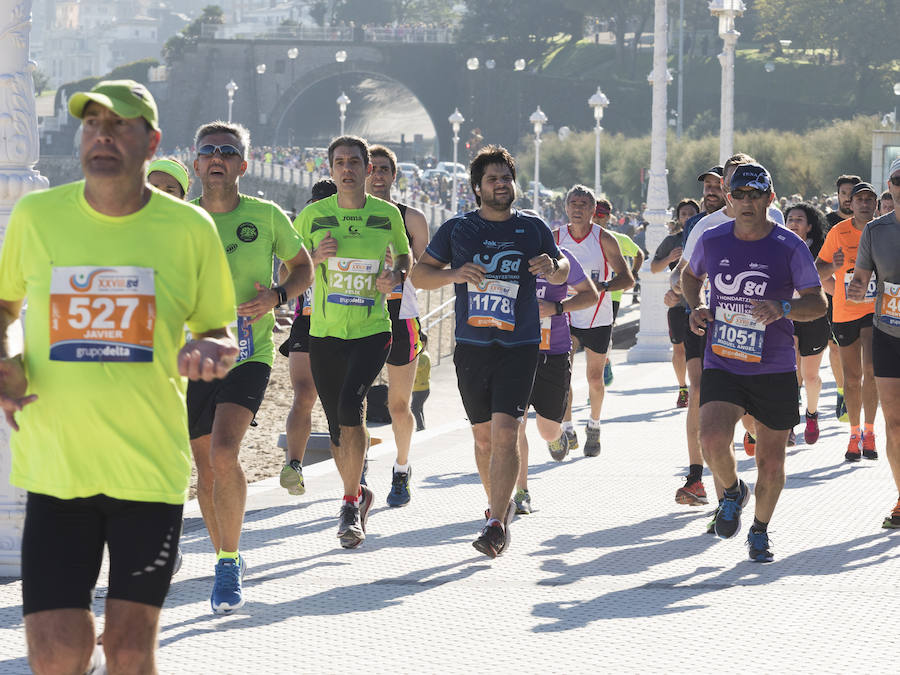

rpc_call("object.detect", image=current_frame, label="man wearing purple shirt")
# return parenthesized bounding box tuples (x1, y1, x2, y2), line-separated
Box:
(682, 163, 826, 562)
(513, 248, 598, 513)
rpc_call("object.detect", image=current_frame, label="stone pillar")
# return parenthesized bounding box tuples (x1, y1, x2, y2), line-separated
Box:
(718, 30, 739, 165)
(628, 0, 671, 364)
(0, 0, 49, 578)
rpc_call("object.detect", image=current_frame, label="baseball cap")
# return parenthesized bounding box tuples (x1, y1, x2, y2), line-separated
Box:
(147, 158, 189, 195)
(307, 178, 337, 203)
(68, 79, 159, 131)
(697, 165, 724, 181)
(850, 182, 877, 198)
(888, 156, 900, 178)
(729, 163, 772, 192)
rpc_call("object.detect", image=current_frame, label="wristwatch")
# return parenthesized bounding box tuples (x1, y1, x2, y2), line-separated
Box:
(555, 301, 564, 316)
(780, 300, 791, 318)
(597, 280, 609, 292)
(273, 285, 288, 307)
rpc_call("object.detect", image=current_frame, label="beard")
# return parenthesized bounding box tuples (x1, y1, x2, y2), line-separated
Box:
(482, 189, 514, 211)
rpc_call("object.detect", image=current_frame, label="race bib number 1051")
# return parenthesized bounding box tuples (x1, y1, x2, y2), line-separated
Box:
(50, 266, 156, 362)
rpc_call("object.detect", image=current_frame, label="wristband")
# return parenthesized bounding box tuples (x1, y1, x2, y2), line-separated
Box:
(273, 285, 288, 307)
(395, 269, 407, 284)
(555, 301, 564, 316)
(780, 300, 791, 318)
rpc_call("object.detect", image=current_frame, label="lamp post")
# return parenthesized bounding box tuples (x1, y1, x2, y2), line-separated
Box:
(225, 79, 238, 123)
(588, 86, 609, 197)
(336, 92, 350, 135)
(710, 0, 745, 165)
(287, 46, 299, 83)
(894, 82, 900, 131)
(529, 106, 547, 214)
(449, 108, 465, 214)
(676, 0, 685, 139)
(256, 63, 266, 75)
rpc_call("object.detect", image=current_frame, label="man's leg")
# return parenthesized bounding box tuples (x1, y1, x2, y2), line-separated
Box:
(584, 347, 607, 422)
(334, 424, 367, 497)
(840, 339, 863, 427)
(672, 341, 687, 389)
(208, 402, 254, 555)
(101, 599, 161, 674)
(190, 434, 220, 553)
(26, 610, 95, 675)
(877, 377, 900, 507)
(860, 325, 879, 426)
(685, 358, 704, 468)
(472, 420, 492, 501)
(387, 357, 418, 466)
(699, 400, 744, 492)
(488, 412, 520, 522)
(800, 353, 824, 414)
(515, 418, 529, 493)
(751, 424, 789, 524)
(285, 351, 317, 464)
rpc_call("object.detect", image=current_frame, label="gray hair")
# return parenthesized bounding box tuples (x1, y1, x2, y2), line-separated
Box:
(566, 184, 597, 204)
(194, 120, 251, 157)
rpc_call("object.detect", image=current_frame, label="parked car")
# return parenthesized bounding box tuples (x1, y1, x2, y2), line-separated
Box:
(524, 180, 555, 201)
(436, 161, 468, 181)
(397, 162, 421, 181)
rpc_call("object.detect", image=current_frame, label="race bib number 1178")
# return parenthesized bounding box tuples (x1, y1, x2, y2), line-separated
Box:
(50, 266, 156, 362)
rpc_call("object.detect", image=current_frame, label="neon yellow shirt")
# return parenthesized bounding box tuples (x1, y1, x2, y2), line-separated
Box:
(295, 194, 409, 339)
(192, 194, 304, 366)
(609, 230, 641, 303)
(0, 181, 236, 504)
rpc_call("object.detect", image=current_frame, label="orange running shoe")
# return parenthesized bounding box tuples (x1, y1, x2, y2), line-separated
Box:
(675, 478, 709, 506)
(743, 432, 756, 457)
(845, 434, 861, 462)
(862, 432, 878, 460)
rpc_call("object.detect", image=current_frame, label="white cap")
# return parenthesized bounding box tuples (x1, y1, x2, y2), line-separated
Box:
(889, 156, 900, 178)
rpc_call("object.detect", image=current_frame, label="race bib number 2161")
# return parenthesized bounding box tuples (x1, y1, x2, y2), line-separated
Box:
(50, 266, 156, 362)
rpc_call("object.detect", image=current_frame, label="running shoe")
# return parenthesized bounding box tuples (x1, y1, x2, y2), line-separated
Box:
(173, 546, 183, 576)
(472, 522, 506, 559)
(881, 499, 900, 529)
(386, 467, 412, 507)
(706, 505, 720, 535)
(845, 434, 861, 462)
(210, 554, 246, 615)
(514, 488, 532, 514)
(676, 387, 689, 409)
(862, 432, 878, 460)
(675, 477, 708, 506)
(564, 428, 579, 451)
(547, 433, 569, 462)
(746, 529, 774, 563)
(279, 459, 305, 495)
(787, 429, 796, 447)
(804, 411, 820, 445)
(603, 360, 614, 386)
(714, 480, 750, 540)
(338, 487, 373, 549)
(584, 426, 601, 457)
(743, 432, 756, 457)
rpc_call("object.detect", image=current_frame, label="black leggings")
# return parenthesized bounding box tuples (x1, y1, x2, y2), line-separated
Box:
(309, 332, 392, 445)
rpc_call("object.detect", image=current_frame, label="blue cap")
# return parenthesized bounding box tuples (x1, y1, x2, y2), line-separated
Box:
(729, 163, 772, 192)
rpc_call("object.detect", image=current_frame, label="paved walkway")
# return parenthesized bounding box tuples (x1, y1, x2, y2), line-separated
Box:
(0, 339, 896, 673)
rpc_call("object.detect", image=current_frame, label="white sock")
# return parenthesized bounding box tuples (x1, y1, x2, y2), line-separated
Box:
(561, 421, 574, 432)
(588, 418, 601, 430)
(394, 462, 409, 473)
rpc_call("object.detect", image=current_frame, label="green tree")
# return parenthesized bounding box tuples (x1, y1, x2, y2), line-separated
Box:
(33, 68, 49, 96)
(392, 0, 459, 23)
(163, 5, 224, 64)
(310, 2, 327, 26)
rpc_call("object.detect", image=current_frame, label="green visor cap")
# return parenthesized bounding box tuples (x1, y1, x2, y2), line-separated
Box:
(68, 79, 159, 131)
(148, 158, 189, 195)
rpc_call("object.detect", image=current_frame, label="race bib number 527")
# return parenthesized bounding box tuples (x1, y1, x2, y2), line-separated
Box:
(50, 266, 156, 362)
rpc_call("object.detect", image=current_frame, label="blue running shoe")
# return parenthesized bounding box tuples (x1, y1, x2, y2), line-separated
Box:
(211, 554, 246, 615)
(746, 529, 774, 563)
(714, 480, 750, 539)
(386, 467, 411, 507)
(603, 359, 614, 386)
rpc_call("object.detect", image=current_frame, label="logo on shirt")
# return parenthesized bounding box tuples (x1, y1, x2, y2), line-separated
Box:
(482, 240, 514, 250)
(68, 268, 115, 292)
(348, 224, 361, 237)
(237, 222, 258, 243)
(719, 258, 731, 267)
(474, 250, 521, 274)
(749, 262, 769, 271)
(343, 215, 362, 221)
(713, 271, 769, 297)
(226, 243, 238, 254)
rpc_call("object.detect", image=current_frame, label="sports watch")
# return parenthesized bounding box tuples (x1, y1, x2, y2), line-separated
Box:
(780, 300, 791, 317)
(555, 301, 564, 316)
(273, 285, 288, 307)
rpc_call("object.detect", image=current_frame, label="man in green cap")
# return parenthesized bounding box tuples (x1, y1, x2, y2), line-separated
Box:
(0, 79, 238, 673)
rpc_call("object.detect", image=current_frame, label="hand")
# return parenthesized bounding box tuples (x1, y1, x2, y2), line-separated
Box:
(663, 289, 682, 307)
(237, 282, 279, 324)
(689, 306, 713, 335)
(528, 253, 556, 278)
(452, 262, 486, 285)
(749, 299, 784, 325)
(0, 356, 37, 431)
(312, 232, 338, 265)
(846, 277, 867, 303)
(832, 247, 845, 269)
(538, 299, 556, 319)
(667, 247, 683, 263)
(376, 268, 398, 294)
(178, 338, 239, 381)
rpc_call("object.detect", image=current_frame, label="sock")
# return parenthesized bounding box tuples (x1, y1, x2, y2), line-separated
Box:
(806, 410, 817, 419)
(679, 385, 687, 391)
(864, 423, 875, 435)
(852, 426, 862, 438)
(217, 550, 239, 562)
(588, 418, 601, 429)
(687, 464, 703, 482)
(751, 517, 768, 533)
(561, 421, 574, 432)
(724, 480, 740, 497)
(394, 462, 409, 473)
(289, 458, 302, 469)
(486, 517, 501, 528)
(837, 387, 844, 396)
(343, 493, 359, 506)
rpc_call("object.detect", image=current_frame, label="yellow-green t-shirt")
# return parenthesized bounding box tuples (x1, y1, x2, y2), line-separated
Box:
(609, 230, 640, 303)
(191, 193, 304, 366)
(0, 181, 236, 504)
(295, 194, 409, 340)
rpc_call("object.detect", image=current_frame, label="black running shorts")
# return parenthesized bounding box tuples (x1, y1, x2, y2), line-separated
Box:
(527, 352, 572, 423)
(570, 325, 612, 355)
(700, 368, 800, 431)
(873, 327, 900, 379)
(279, 314, 311, 357)
(793, 315, 830, 357)
(832, 313, 873, 348)
(22, 492, 183, 615)
(386, 316, 423, 367)
(668, 306, 688, 345)
(684, 314, 707, 361)
(186, 361, 271, 439)
(454, 342, 539, 424)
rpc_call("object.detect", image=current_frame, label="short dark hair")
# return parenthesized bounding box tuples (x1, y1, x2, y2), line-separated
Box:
(723, 153, 756, 176)
(368, 144, 397, 176)
(194, 121, 251, 157)
(784, 202, 826, 257)
(595, 197, 612, 213)
(835, 174, 861, 190)
(469, 145, 516, 206)
(676, 198, 700, 218)
(328, 135, 369, 168)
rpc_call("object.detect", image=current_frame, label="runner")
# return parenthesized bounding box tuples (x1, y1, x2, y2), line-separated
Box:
(410, 145, 569, 558)
(825, 175, 861, 231)
(365, 144, 430, 507)
(878, 189, 893, 217)
(0, 80, 237, 673)
(816, 182, 881, 461)
(652, 198, 699, 408)
(147, 156, 190, 199)
(514, 246, 598, 513)
(591, 198, 643, 386)
(277, 178, 337, 496)
(556, 187, 633, 456)
(190, 121, 313, 613)
(682, 163, 826, 562)
(784, 203, 829, 445)
(294, 135, 410, 549)
(847, 157, 900, 527)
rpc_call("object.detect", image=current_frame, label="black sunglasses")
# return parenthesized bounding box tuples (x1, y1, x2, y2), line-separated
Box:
(197, 144, 243, 158)
(730, 189, 766, 200)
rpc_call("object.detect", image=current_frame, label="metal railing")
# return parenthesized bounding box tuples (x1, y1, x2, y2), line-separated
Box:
(200, 23, 456, 44)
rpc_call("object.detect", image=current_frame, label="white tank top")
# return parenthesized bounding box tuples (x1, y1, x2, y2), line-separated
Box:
(555, 223, 613, 328)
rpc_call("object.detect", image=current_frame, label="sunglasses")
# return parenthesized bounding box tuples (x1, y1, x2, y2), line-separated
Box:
(730, 189, 767, 201)
(197, 144, 243, 158)
(890, 175, 900, 187)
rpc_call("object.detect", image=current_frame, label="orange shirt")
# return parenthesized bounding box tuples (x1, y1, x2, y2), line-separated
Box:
(818, 218, 875, 322)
